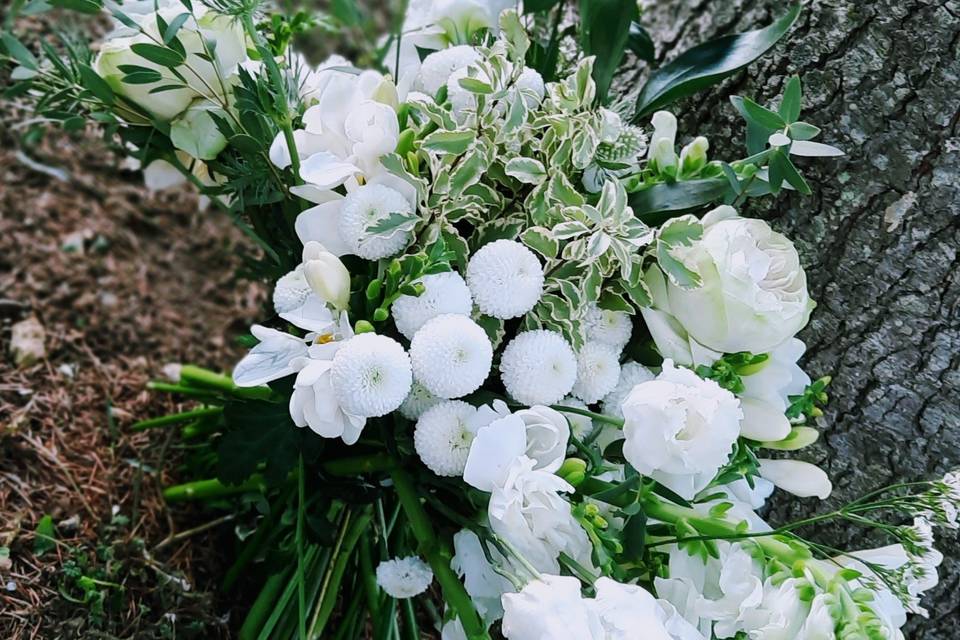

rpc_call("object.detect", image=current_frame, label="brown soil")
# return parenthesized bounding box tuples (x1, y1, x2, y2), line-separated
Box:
(0, 112, 267, 637)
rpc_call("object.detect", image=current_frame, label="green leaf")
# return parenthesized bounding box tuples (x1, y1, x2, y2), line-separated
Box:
(739, 96, 786, 130)
(366, 211, 418, 237)
(770, 149, 811, 195)
(34, 515, 56, 556)
(1, 33, 38, 70)
(579, 0, 638, 103)
(504, 157, 546, 184)
(524, 0, 561, 10)
(122, 70, 164, 84)
(163, 12, 192, 45)
(49, 0, 102, 13)
(634, 4, 801, 118)
(421, 129, 475, 155)
(331, 0, 361, 26)
(131, 42, 185, 68)
(622, 510, 647, 560)
(628, 178, 731, 223)
(457, 77, 494, 94)
(778, 75, 802, 123)
(788, 121, 821, 141)
(627, 22, 655, 63)
(109, 8, 140, 30)
(521, 226, 559, 259)
(78, 64, 115, 104)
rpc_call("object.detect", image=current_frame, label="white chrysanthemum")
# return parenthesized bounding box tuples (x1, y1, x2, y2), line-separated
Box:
(330, 333, 412, 418)
(391, 271, 473, 339)
(560, 396, 594, 441)
(571, 341, 622, 404)
(376, 556, 433, 598)
(601, 361, 656, 418)
(338, 183, 413, 260)
(399, 379, 441, 421)
(500, 330, 577, 406)
(584, 304, 633, 351)
(273, 268, 311, 314)
(410, 314, 493, 399)
(414, 400, 480, 476)
(417, 45, 480, 96)
(272, 265, 336, 332)
(466, 240, 544, 319)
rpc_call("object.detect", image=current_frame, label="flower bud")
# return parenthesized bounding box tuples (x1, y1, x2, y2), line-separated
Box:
(557, 457, 588, 484)
(647, 110, 678, 177)
(303, 252, 351, 310)
(679, 136, 709, 178)
(758, 459, 832, 499)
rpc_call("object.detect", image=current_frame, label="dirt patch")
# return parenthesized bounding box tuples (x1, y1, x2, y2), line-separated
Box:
(0, 113, 267, 637)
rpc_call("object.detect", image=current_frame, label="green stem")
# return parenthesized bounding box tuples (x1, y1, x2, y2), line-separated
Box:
(238, 563, 293, 640)
(147, 381, 220, 399)
(163, 475, 265, 502)
(323, 452, 395, 476)
(131, 406, 222, 432)
(359, 536, 382, 636)
(296, 456, 307, 640)
(390, 467, 489, 640)
(179, 364, 275, 401)
(550, 404, 625, 427)
(308, 508, 373, 638)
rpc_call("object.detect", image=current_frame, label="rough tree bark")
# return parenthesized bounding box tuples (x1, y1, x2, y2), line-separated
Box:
(621, 0, 960, 635)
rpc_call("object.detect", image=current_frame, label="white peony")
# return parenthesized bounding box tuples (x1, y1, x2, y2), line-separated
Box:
(375, 556, 433, 598)
(621, 360, 742, 500)
(169, 98, 228, 160)
(499, 330, 578, 406)
(391, 271, 473, 339)
(655, 205, 815, 354)
(466, 240, 544, 319)
(409, 314, 493, 399)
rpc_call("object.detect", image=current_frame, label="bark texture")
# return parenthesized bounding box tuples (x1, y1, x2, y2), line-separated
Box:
(625, 0, 960, 635)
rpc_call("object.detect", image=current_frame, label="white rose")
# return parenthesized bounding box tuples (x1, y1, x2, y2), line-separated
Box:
(501, 575, 601, 639)
(658, 205, 814, 354)
(95, 6, 247, 121)
(170, 99, 228, 160)
(621, 360, 742, 500)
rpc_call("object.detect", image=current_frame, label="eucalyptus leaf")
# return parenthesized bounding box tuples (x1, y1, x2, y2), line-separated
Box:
(778, 75, 802, 123)
(634, 4, 801, 118)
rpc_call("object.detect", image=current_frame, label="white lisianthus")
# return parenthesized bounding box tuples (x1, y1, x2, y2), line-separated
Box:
(737, 577, 810, 640)
(375, 556, 433, 598)
(169, 99, 228, 161)
(571, 341, 622, 404)
(414, 400, 503, 476)
(757, 459, 832, 499)
(590, 577, 706, 640)
(451, 529, 514, 624)
(466, 240, 544, 319)
(330, 333, 411, 418)
(499, 330, 578, 405)
(409, 314, 493, 399)
(584, 303, 633, 352)
(658, 205, 815, 354)
(513, 405, 570, 473)
(95, 6, 247, 121)
(232, 325, 309, 387)
(391, 271, 473, 339)
(621, 360, 742, 500)
(601, 360, 656, 419)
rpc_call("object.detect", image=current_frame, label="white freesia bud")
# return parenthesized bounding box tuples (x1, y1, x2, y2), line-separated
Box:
(679, 136, 709, 177)
(648, 110, 678, 176)
(303, 249, 351, 310)
(169, 99, 228, 160)
(621, 360, 742, 500)
(660, 206, 814, 354)
(757, 459, 833, 499)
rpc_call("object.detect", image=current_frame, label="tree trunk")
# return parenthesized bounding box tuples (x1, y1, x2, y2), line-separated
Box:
(624, 1, 960, 635)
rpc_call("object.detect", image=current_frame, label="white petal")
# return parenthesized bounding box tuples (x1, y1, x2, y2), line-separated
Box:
(758, 459, 832, 499)
(299, 151, 362, 189)
(295, 200, 353, 257)
(290, 184, 342, 205)
(790, 141, 845, 157)
(462, 415, 527, 492)
(232, 326, 308, 386)
(739, 398, 792, 441)
(278, 293, 336, 333)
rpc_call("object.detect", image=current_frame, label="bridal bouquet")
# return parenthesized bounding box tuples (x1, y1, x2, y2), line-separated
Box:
(5, 0, 957, 638)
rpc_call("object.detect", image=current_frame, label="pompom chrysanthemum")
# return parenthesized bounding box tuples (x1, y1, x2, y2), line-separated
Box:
(466, 240, 544, 319)
(601, 360, 656, 418)
(338, 184, 413, 260)
(376, 556, 434, 599)
(571, 341, 622, 404)
(499, 330, 577, 406)
(417, 45, 480, 96)
(560, 396, 594, 441)
(330, 333, 412, 418)
(584, 304, 633, 351)
(409, 314, 493, 399)
(273, 267, 311, 314)
(398, 379, 441, 421)
(391, 271, 473, 339)
(414, 400, 481, 476)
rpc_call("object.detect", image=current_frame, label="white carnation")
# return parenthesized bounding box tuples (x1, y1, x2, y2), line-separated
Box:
(466, 240, 544, 319)
(398, 379, 441, 420)
(417, 45, 481, 96)
(391, 271, 473, 339)
(571, 341, 622, 404)
(601, 361, 656, 418)
(621, 360, 742, 500)
(584, 303, 633, 351)
(330, 333, 412, 418)
(409, 314, 493, 399)
(499, 330, 577, 406)
(338, 183, 413, 260)
(375, 556, 433, 598)
(414, 400, 489, 476)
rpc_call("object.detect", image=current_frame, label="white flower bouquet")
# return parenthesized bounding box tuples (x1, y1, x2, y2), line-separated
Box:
(4, 0, 956, 638)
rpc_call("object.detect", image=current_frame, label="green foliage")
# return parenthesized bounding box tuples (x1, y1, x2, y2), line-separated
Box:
(786, 375, 832, 422)
(34, 514, 57, 556)
(695, 352, 770, 394)
(578, 0, 638, 103)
